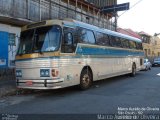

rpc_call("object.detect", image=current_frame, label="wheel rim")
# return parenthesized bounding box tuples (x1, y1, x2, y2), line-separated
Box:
(82, 74, 90, 87)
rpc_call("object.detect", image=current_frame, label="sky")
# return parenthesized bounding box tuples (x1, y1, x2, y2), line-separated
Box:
(117, 0, 160, 36)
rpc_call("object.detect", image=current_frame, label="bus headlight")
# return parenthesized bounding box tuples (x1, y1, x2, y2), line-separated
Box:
(40, 69, 50, 77)
(16, 70, 22, 77)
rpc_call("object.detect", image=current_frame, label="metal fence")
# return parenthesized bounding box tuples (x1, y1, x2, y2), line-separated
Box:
(0, 0, 116, 30)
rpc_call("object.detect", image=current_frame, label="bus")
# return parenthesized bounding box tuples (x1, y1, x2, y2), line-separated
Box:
(15, 19, 144, 90)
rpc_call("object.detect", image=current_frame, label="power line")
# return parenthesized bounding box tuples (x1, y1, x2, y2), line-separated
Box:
(118, 0, 143, 18)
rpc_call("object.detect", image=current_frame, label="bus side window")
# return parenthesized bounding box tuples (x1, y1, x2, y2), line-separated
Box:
(121, 39, 129, 48)
(115, 37, 122, 47)
(110, 35, 116, 47)
(78, 27, 95, 44)
(103, 34, 110, 46)
(129, 41, 136, 49)
(87, 30, 95, 44)
(126, 40, 130, 48)
(140, 43, 143, 50)
(62, 27, 76, 53)
(121, 38, 125, 48)
(136, 42, 143, 50)
(96, 32, 104, 45)
(96, 32, 110, 46)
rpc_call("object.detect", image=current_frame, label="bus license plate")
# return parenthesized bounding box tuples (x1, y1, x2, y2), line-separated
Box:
(26, 81, 33, 86)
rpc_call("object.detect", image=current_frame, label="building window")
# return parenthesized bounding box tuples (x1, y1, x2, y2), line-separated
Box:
(144, 49, 147, 57)
(148, 49, 150, 55)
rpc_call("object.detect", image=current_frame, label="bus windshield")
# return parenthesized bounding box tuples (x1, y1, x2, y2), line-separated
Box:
(17, 25, 61, 55)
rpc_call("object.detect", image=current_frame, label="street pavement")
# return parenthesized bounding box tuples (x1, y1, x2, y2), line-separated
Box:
(0, 67, 160, 119)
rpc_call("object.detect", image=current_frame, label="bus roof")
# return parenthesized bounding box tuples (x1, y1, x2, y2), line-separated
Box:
(22, 18, 142, 43)
(65, 19, 142, 43)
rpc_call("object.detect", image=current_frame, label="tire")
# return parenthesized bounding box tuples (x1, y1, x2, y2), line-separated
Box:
(130, 64, 136, 77)
(80, 69, 92, 90)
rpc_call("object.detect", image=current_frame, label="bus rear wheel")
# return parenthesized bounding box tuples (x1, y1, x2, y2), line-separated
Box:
(130, 64, 136, 77)
(80, 69, 92, 90)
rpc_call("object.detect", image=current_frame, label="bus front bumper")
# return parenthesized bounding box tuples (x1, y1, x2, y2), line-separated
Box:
(16, 78, 65, 89)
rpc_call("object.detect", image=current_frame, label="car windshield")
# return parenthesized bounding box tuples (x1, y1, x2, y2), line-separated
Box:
(17, 25, 61, 55)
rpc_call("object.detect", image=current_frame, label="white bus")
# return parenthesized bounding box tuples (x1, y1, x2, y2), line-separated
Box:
(16, 19, 144, 90)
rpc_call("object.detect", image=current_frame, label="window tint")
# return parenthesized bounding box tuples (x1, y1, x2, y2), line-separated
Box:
(96, 32, 110, 46)
(62, 27, 77, 53)
(136, 42, 143, 50)
(115, 37, 122, 47)
(121, 39, 129, 48)
(110, 36, 122, 47)
(87, 30, 96, 44)
(129, 41, 136, 49)
(78, 28, 95, 44)
(103, 34, 110, 46)
(110, 35, 116, 46)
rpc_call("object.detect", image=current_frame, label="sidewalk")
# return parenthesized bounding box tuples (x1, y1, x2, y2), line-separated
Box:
(0, 68, 17, 97)
(0, 79, 16, 97)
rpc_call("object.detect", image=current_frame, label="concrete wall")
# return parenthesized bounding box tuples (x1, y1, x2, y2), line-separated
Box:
(0, 23, 21, 67)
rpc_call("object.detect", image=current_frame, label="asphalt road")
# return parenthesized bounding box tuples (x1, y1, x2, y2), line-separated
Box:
(0, 67, 160, 120)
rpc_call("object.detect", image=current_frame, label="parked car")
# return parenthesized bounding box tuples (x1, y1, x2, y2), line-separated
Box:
(142, 58, 151, 71)
(152, 57, 160, 67)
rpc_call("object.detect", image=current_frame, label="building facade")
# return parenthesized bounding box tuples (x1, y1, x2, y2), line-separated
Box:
(0, 0, 117, 68)
(139, 32, 160, 62)
(139, 31, 154, 61)
(151, 36, 160, 57)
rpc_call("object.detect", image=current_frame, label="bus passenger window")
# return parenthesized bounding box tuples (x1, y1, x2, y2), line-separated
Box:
(129, 41, 136, 49)
(78, 28, 95, 44)
(87, 30, 95, 44)
(115, 37, 121, 47)
(61, 27, 76, 53)
(80, 29, 88, 43)
(110, 36, 116, 47)
(96, 32, 110, 46)
(103, 34, 110, 46)
(65, 33, 73, 45)
(96, 32, 104, 45)
(62, 32, 74, 53)
(121, 39, 129, 48)
(136, 43, 143, 50)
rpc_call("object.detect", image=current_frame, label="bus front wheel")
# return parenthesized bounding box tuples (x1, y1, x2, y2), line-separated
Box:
(80, 69, 92, 90)
(130, 64, 136, 77)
